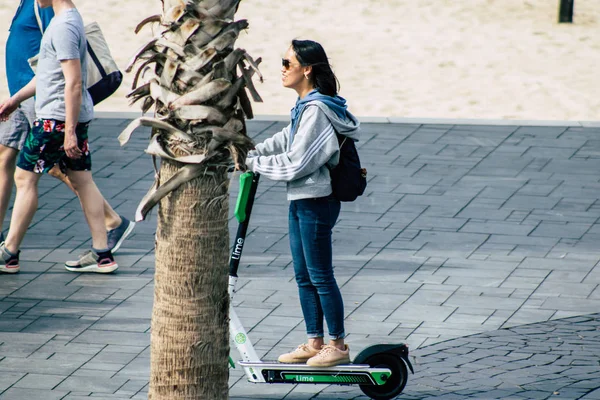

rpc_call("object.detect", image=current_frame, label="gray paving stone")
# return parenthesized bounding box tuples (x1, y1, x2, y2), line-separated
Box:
(531, 221, 593, 239)
(0, 388, 69, 400)
(0, 318, 34, 332)
(72, 330, 149, 346)
(20, 316, 94, 336)
(35, 341, 105, 355)
(12, 373, 66, 390)
(0, 374, 25, 392)
(88, 317, 150, 333)
(0, 356, 85, 375)
(581, 388, 600, 399)
(0, 343, 48, 358)
(56, 375, 128, 393)
(500, 276, 545, 290)
(520, 257, 595, 271)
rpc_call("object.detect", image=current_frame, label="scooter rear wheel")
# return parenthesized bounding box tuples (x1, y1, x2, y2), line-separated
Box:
(359, 353, 408, 400)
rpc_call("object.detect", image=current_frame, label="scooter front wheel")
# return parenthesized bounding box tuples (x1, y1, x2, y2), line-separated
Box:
(359, 353, 408, 400)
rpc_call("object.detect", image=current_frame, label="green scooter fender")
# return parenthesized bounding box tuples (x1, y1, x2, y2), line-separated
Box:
(353, 343, 414, 374)
(234, 172, 254, 223)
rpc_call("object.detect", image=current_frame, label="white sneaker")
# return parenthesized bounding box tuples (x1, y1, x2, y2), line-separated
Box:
(0, 242, 20, 274)
(65, 250, 118, 273)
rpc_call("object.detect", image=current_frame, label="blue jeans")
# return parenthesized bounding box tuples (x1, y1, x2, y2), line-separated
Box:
(289, 195, 345, 340)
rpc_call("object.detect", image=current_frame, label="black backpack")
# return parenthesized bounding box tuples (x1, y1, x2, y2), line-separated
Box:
(329, 133, 367, 202)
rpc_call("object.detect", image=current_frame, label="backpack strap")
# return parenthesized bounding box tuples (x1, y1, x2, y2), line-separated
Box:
(33, 0, 43, 32)
(326, 133, 346, 170)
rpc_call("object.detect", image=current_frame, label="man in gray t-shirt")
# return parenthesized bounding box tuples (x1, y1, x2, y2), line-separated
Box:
(0, 0, 132, 274)
(36, 7, 93, 122)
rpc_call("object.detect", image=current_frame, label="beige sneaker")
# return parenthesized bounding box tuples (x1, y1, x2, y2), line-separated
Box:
(306, 344, 351, 367)
(278, 344, 320, 363)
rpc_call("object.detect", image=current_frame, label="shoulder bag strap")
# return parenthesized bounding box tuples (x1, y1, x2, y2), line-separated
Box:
(33, 0, 43, 32)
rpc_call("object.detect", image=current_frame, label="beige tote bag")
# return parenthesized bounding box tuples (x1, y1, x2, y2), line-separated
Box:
(30, 3, 122, 104)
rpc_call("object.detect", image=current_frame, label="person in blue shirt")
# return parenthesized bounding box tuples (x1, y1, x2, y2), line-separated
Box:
(6, 0, 54, 98)
(1, 1, 54, 241)
(0, 0, 134, 272)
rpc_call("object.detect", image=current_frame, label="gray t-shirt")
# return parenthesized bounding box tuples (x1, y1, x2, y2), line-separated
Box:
(35, 8, 93, 122)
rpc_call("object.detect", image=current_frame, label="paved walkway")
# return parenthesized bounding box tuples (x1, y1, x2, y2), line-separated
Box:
(0, 118, 598, 399)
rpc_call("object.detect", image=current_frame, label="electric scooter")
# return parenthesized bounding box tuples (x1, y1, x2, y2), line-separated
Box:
(228, 171, 414, 400)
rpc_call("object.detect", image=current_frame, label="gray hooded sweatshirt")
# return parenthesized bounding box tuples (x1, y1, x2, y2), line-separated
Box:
(246, 101, 360, 200)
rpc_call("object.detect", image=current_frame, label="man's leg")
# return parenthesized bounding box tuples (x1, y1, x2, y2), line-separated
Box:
(102, 199, 122, 230)
(55, 121, 134, 253)
(4, 168, 42, 254)
(0, 167, 41, 273)
(67, 170, 107, 249)
(0, 113, 48, 273)
(47, 166, 122, 230)
(0, 145, 18, 234)
(64, 169, 118, 273)
(0, 104, 31, 235)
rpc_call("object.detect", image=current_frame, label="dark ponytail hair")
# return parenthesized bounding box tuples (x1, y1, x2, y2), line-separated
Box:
(291, 39, 339, 97)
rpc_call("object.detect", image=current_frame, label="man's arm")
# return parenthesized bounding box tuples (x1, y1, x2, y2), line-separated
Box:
(0, 78, 36, 121)
(61, 58, 83, 159)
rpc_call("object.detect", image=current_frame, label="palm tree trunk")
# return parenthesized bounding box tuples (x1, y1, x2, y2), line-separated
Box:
(121, 0, 261, 397)
(150, 161, 230, 399)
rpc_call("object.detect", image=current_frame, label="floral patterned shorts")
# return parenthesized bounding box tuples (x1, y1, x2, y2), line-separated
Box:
(17, 119, 92, 174)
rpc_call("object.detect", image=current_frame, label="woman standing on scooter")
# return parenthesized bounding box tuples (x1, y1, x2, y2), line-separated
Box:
(246, 39, 360, 367)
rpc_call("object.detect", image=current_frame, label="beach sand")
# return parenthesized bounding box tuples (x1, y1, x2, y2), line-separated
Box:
(1, 0, 599, 120)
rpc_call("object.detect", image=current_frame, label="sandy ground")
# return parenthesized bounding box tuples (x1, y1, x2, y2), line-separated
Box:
(1, 0, 599, 120)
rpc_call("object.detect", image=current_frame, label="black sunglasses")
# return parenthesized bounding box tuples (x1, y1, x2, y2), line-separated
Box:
(282, 58, 297, 70)
(282, 58, 327, 70)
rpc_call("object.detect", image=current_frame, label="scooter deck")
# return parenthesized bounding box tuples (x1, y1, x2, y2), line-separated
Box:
(238, 361, 392, 385)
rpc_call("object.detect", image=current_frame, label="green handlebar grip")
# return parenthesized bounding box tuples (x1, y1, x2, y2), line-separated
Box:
(234, 172, 253, 223)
